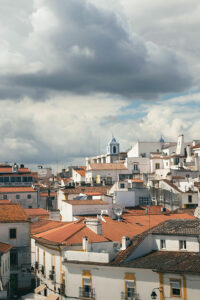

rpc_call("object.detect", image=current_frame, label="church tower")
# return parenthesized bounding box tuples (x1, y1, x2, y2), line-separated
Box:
(106, 136, 120, 163)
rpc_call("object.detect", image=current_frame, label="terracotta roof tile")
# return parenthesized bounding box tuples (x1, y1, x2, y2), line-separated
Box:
(89, 163, 127, 170)
(33, 222, 108, 245)
(24, 208, 49, 217)
(122, 251, 200, 274)
(0, 203, 28, 222)
(0, 187, 36, 193)
(64, 186, 109, 195)
(0, 242, 13, 253)
(31, 219, 68, 234)
(74, 169, 86, 177)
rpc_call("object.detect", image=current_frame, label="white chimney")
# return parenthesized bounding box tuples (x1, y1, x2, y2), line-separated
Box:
(195, 154, 199, 171)
(84, 218, 102, 235)
(82, 236, 89, 251)
(121, 236, 131, 250)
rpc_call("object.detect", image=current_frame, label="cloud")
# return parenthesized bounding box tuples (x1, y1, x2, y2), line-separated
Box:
(0, 0, 193, 100)
(0, 93, 200, 167)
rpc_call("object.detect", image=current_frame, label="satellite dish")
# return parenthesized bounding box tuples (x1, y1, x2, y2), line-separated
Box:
(114, 208, 123, 221)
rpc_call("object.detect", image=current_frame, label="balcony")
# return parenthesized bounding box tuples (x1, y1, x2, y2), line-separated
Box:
(79, 287, 95, 300)
(121, 292, 140, 300)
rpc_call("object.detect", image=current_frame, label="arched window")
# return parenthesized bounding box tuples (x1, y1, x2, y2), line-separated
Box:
(113, 146, 116, 154)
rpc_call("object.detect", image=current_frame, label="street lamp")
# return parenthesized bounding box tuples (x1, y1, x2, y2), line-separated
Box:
(151, 287, 163, 299)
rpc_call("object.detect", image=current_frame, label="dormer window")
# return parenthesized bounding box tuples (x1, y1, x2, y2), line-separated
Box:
(179, 240, 186, 250)
(160, 239, 166, 249)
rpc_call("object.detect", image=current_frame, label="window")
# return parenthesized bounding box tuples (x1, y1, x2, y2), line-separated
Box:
(28, 206, 32, 208)
(126, 280, 135, 299)
(83, 277, 91, 298)
(179, 240, 187, 250)
(160, 239, 166, 249)
(27, 194, 31, 199)
(188, 195, 192, 203)
(170, 279, 181, 297)
(113, 146, 116, 154)
(3, 194, 7, 200)
(3, 177, 9, 183)
(16, 177, 21, 182)
(0, 177, 3, 182)
(10, 249, 18, 266)
(155, 163, 160, 169)
(133, 164, 138, 171)
(16, 194, 20, 200)
(120, 183, 125, 189)
(23, 177, 28, 182)
(139, 197, 151, 206)
(11, 177, 16, 182)
(9, 228, 16, 239)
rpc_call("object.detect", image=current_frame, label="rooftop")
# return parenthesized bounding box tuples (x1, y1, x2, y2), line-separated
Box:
(122, 251, 200, 274)
(31, 219, 67, 235)
(0, 187, 36, 193)
(152, 219, 200, 236)
(64, 200, 109, 206)
(64, 186, 109, 196)
(89, 163, 127, 170)
(24, 208, 49, 217)
(0, 242, 13, 253)
(33, 222, 108, 245)
(0, 203, 28, 222)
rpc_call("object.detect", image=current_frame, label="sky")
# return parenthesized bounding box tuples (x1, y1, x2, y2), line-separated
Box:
(1, 0, 200, 170)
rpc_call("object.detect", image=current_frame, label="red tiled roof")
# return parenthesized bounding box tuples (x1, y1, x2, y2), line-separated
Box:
(64, 186, 109, 195)
(24, 208, 49, 217)
(129, 179, 144, 183)
(31, 219, 67, 234)
(0, 200, 11, 204)
(0, 167, 30, 173)
(40, 192, 56, 197)
(0, 187, 36, 193)
(0, 186, 36, 193)
(100, 211, 195, 242)
(0, 242, 13, 253)
(74, 169, 86, 177)
(191, 144, 200, 149)
(33, 222, 108, 245)
(0, 204, 28, 222)
(85, 192, 103, 196)
(89, 163, 127, 170)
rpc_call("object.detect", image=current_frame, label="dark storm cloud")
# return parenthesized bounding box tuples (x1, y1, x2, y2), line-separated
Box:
(0, 0, 193, 100)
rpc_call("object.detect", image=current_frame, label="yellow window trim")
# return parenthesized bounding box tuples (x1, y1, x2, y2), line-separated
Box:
(170, 278, 182, 298)
(124, 273, 136, 296)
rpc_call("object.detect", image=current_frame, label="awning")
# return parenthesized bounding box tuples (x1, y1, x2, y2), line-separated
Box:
(45, 294, 59, 300)
(34, 284, 46, 294)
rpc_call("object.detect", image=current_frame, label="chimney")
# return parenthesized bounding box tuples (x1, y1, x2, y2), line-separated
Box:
(195, 154, 199, 171)
(84, 218, 102, 235)
(82, 236, 89, 251)
(187, 145, 191, 158)
(121, 236, 131, 250)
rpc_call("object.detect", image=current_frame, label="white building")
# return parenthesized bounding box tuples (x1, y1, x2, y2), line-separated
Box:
(31, 219, 120, 299)
(85, 163, 129, 185)
(108, 179, 151, 207)
(0, 242, 12, 299)
(86, 137, 126, 166)
(0, 203, 32, 296)
(62, 218, 200, 300)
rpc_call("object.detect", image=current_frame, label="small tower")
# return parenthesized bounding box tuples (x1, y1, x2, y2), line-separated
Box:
(176, 134, 184, 156)
(107, 136, 120, 155)
(106, 136, 120, 163)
